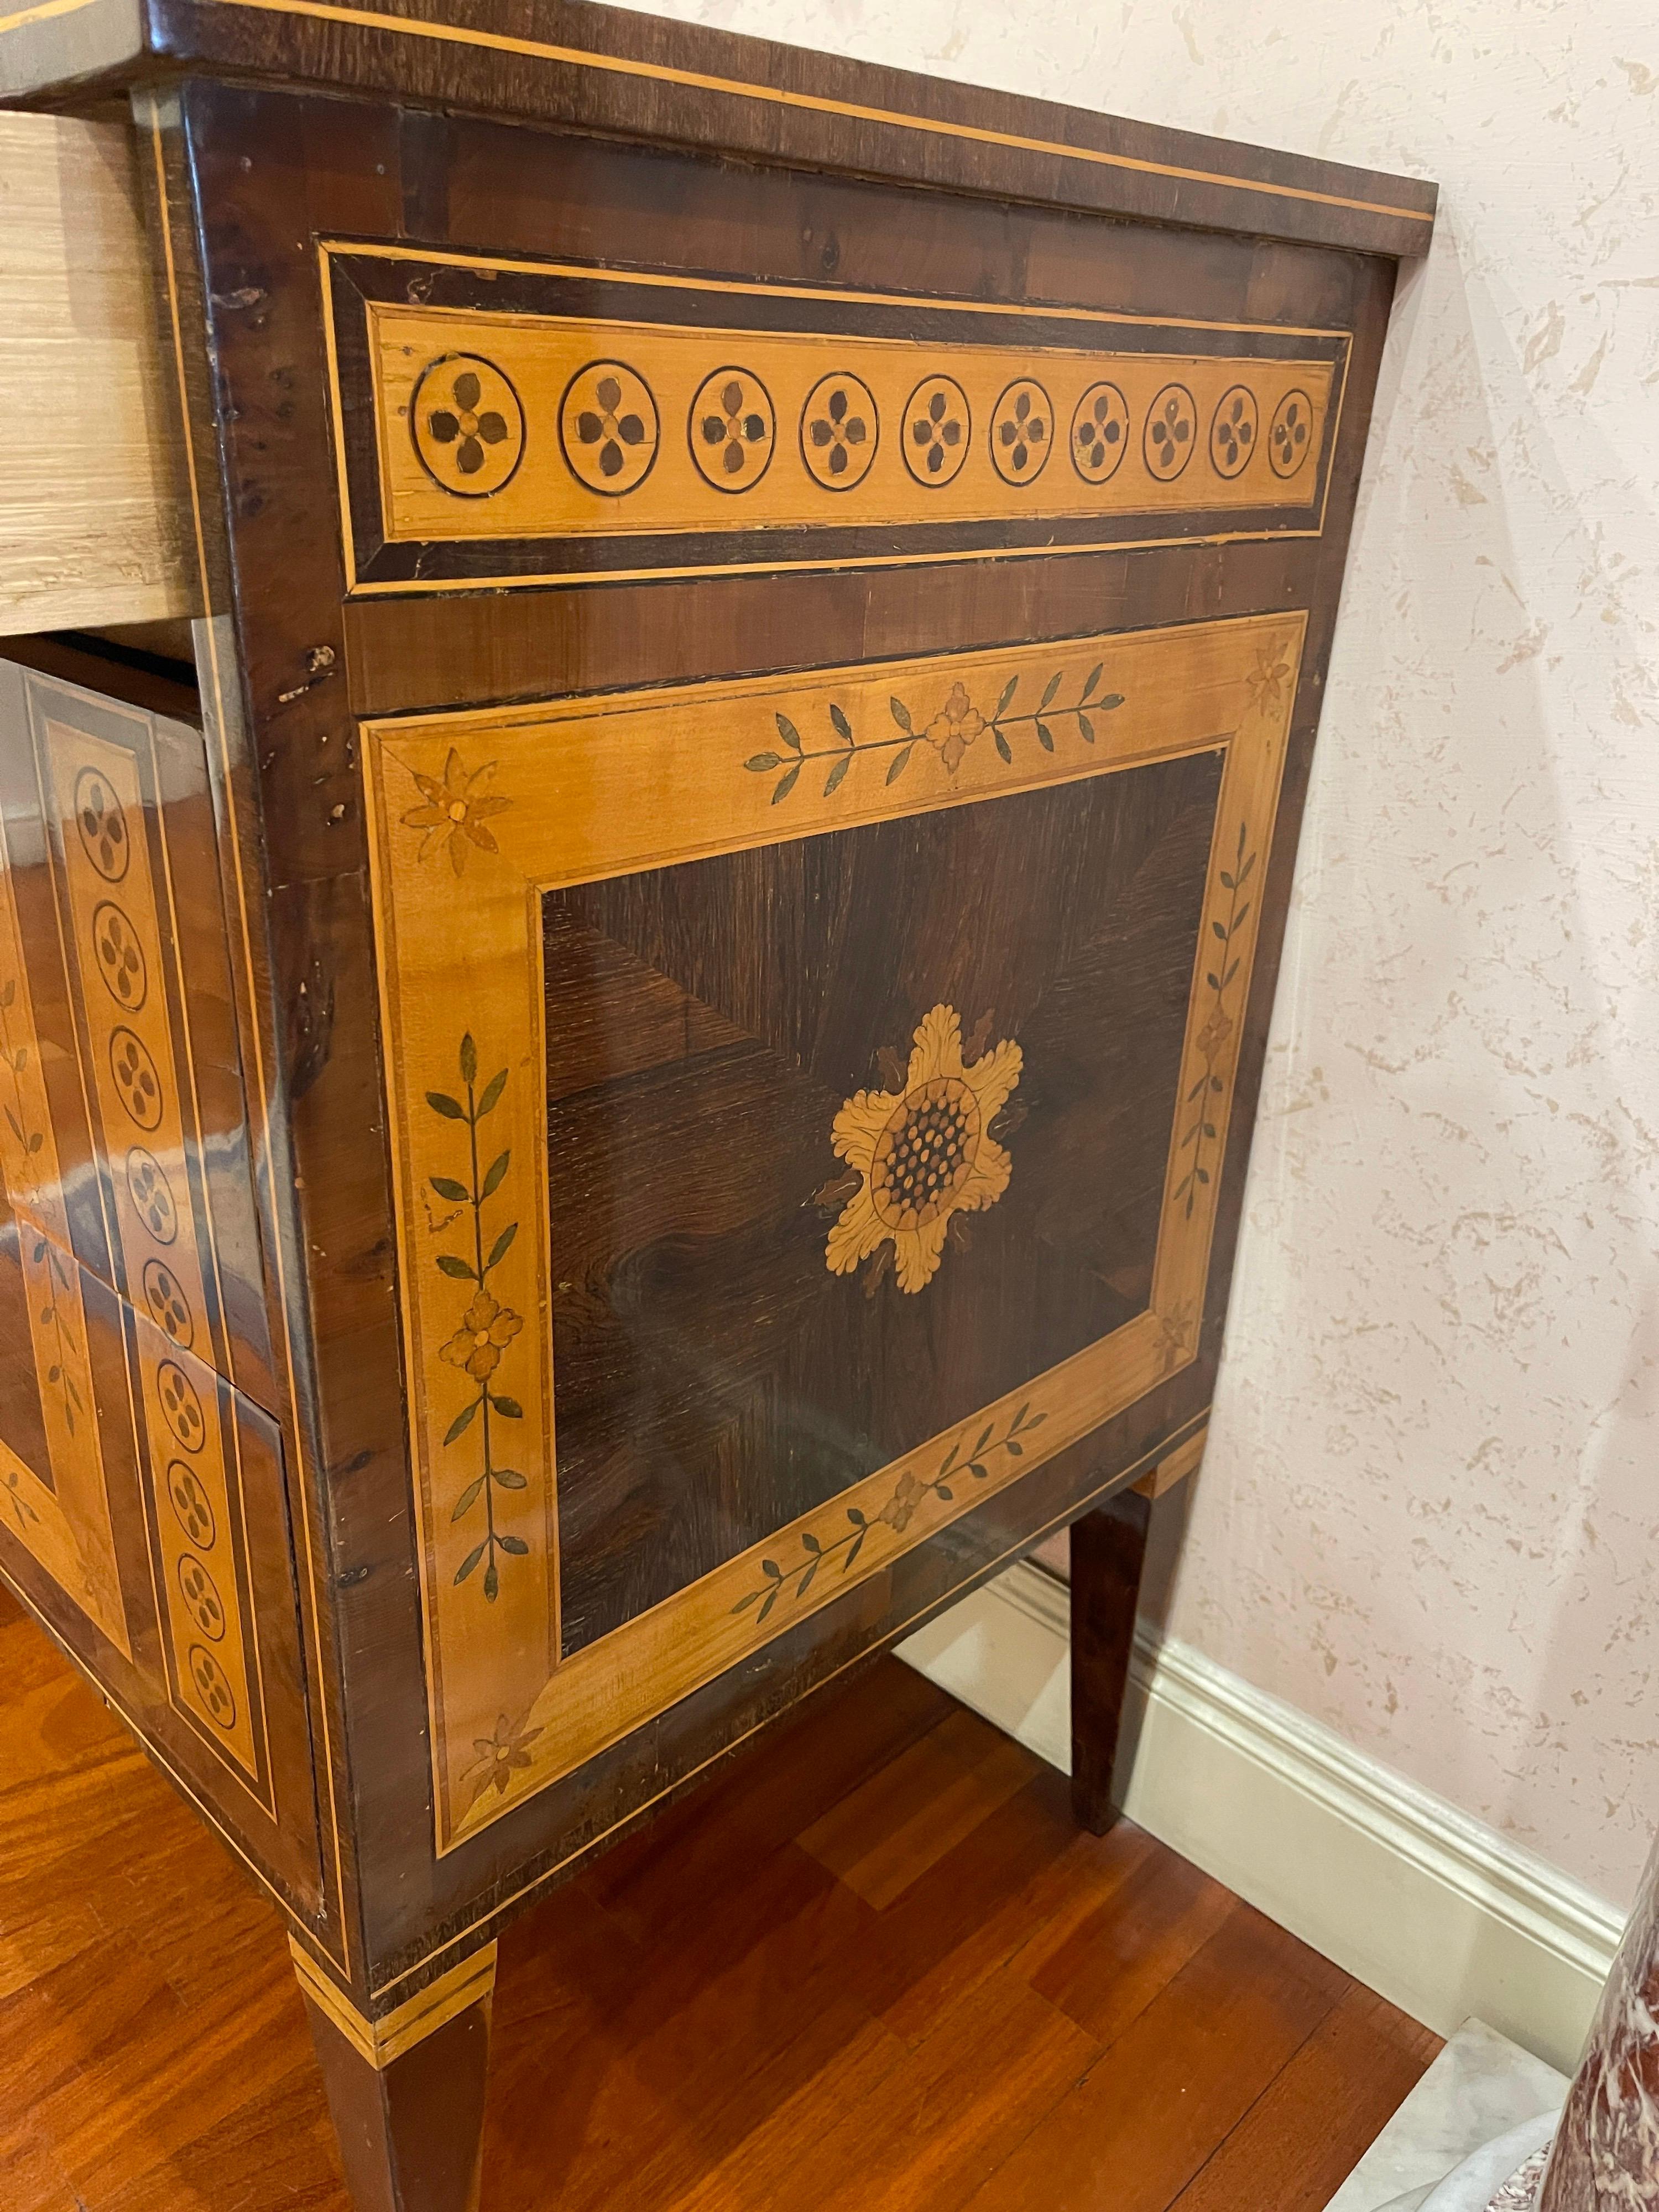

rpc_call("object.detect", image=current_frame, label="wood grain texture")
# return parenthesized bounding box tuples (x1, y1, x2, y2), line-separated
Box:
(80, 14, 1412, 2035)
(0, 1601, 1440, 2212)
(545, 759, 1218, 1653)
(305, 1986, 492, 2212)
(1070, 1486, 1154, 1833)
(2, 0, 1436, 253)
(359, 607, 1297, 1850)
(0, 115, 189, 635)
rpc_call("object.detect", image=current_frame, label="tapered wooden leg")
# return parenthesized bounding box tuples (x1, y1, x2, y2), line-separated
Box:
(291, 1940, 497, 2212)
(1068, 1485, 1152, 1834)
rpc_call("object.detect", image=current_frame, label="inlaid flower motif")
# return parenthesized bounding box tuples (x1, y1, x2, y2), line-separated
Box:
(1144, 384, 1197, 479)
(990, 378, 1052, 484)
(1071, 381, 1129, 483)
(401, 749, 513, 875)
(559, 361, 659, 495)
(1246, 641, 1293, 718)
(1269, 388, 1314, 476)
(440, 1288, 524, 1382)
(925, 681, 985, 772)
(465, 1712, 544, 1802)
(572, 374, 650, 478)
(827, 1003, 1023, 1295)
(1209, 386, 1258, 478)
(690, 368, 775, 491)
(1156, 1298, 1198, 1375)
(879, 1470, 927, 1533)
(411, 354, 525, 498)
(1195, 1006, 1234, 1060)
(427, 369, 510, 477)
(903, 374, 970, 486)
(801, 372, 878, 489)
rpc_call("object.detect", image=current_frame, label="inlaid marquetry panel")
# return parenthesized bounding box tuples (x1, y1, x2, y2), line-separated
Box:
(326, 246, 1348, 592)
(0, 802, 127, 1653)
(45, 719, 269, 1792)
(361, 607, 1303, 1849)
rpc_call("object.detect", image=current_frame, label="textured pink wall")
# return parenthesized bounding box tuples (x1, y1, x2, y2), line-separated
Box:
(619, 0, 1659, 1905)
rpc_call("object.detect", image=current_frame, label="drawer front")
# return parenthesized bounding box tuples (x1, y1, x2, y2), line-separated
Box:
(152, 75, 1399, 1973)
(0, 655, 321, 1912)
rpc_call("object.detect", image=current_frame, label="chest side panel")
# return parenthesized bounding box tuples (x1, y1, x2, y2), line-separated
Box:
(0, 660, 323, 1914)
(158, 76, 1397, 1981)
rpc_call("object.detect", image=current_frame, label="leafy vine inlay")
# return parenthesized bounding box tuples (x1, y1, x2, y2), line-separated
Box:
(1172, 821, 1255, 1221)
(729, 1401, 1046, 1625)
(3, 1466, 39, 1531)
(745, 664, 1125, 806)
(427, 1034, 527, 1602)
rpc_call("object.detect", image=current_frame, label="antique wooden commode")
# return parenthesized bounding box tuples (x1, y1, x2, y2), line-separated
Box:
(0, 6, 1433, 2204)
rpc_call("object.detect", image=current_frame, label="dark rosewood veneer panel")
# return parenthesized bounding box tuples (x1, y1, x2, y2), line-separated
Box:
(546, 754, 1222, 1652)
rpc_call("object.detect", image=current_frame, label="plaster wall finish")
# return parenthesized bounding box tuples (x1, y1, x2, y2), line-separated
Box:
(614, 0, 1659, 1906)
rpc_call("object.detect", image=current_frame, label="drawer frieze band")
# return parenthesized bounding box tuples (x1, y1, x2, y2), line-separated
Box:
(325, 246, 1350, 594)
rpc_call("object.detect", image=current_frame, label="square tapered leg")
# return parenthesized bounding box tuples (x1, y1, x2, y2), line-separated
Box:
(293, 1943, 496, 2212)
(1068, 1488, 1154, 1834)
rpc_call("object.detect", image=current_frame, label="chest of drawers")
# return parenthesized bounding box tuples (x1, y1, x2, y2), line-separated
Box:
(0, 7, 1433, 2204)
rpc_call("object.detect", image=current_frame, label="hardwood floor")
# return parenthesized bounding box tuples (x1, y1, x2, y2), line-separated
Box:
(0, 1580, 1439, 2210)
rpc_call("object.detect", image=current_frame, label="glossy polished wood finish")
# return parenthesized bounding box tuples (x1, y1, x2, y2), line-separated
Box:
(0, 0, 1436, 258)
(0, 4, 1432, 2203)
(1070, 1488, 1154, 1835)
(305, 1990, 493, 2212)
(2, 1585, 1442, 2212)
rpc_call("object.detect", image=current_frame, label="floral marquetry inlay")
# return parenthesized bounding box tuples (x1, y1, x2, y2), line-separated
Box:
(401, 749, 514, 875)
(362, 610, 1306, 1849)
(425, 1035, 529, 1607)
(557, 359, 659, 494)
(411, 353, 525, 497)
(347, 254, 1345, 594)
(827, 1005, 1023, 1295)
(744, 660, 1125, 804)
(45, 719, 265, 1780)
(689, 368, 776, 492)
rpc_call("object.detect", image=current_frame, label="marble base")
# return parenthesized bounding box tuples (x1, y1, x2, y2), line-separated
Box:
(1415, 2112, 1555, 2210)
(1322, 2018, 1568, 2212)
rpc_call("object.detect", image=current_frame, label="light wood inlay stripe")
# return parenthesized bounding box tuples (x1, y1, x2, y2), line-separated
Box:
(290, 1938, 497, 2068)
(0, 0, 1432, 228)
(1134, 1423, 1206, 1499)
(217, 0, 1435, 226)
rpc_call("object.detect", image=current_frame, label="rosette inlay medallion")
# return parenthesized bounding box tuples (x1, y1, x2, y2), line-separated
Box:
(826, 1003, 1022, 1293)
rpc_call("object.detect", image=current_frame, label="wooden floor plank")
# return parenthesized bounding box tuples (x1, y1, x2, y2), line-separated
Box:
(849, 1767, 1156, 2045)
(1028, 1843, 1240, 2049)
(0, 2126, 79, 2212)
(0, 1594, 1440, 2212)
(1167, 1983, 1444, 2212)
(766, 1965, 1098, 2212)
(797, 1704, 1042, 1909)
(958, 1906, 1352, 2212)
(493, 1858, 886, 2212)
(582, 1658, 955, 1928)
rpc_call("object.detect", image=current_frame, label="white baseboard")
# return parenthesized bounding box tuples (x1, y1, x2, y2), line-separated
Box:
(896, 1562, 1624, 2075)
